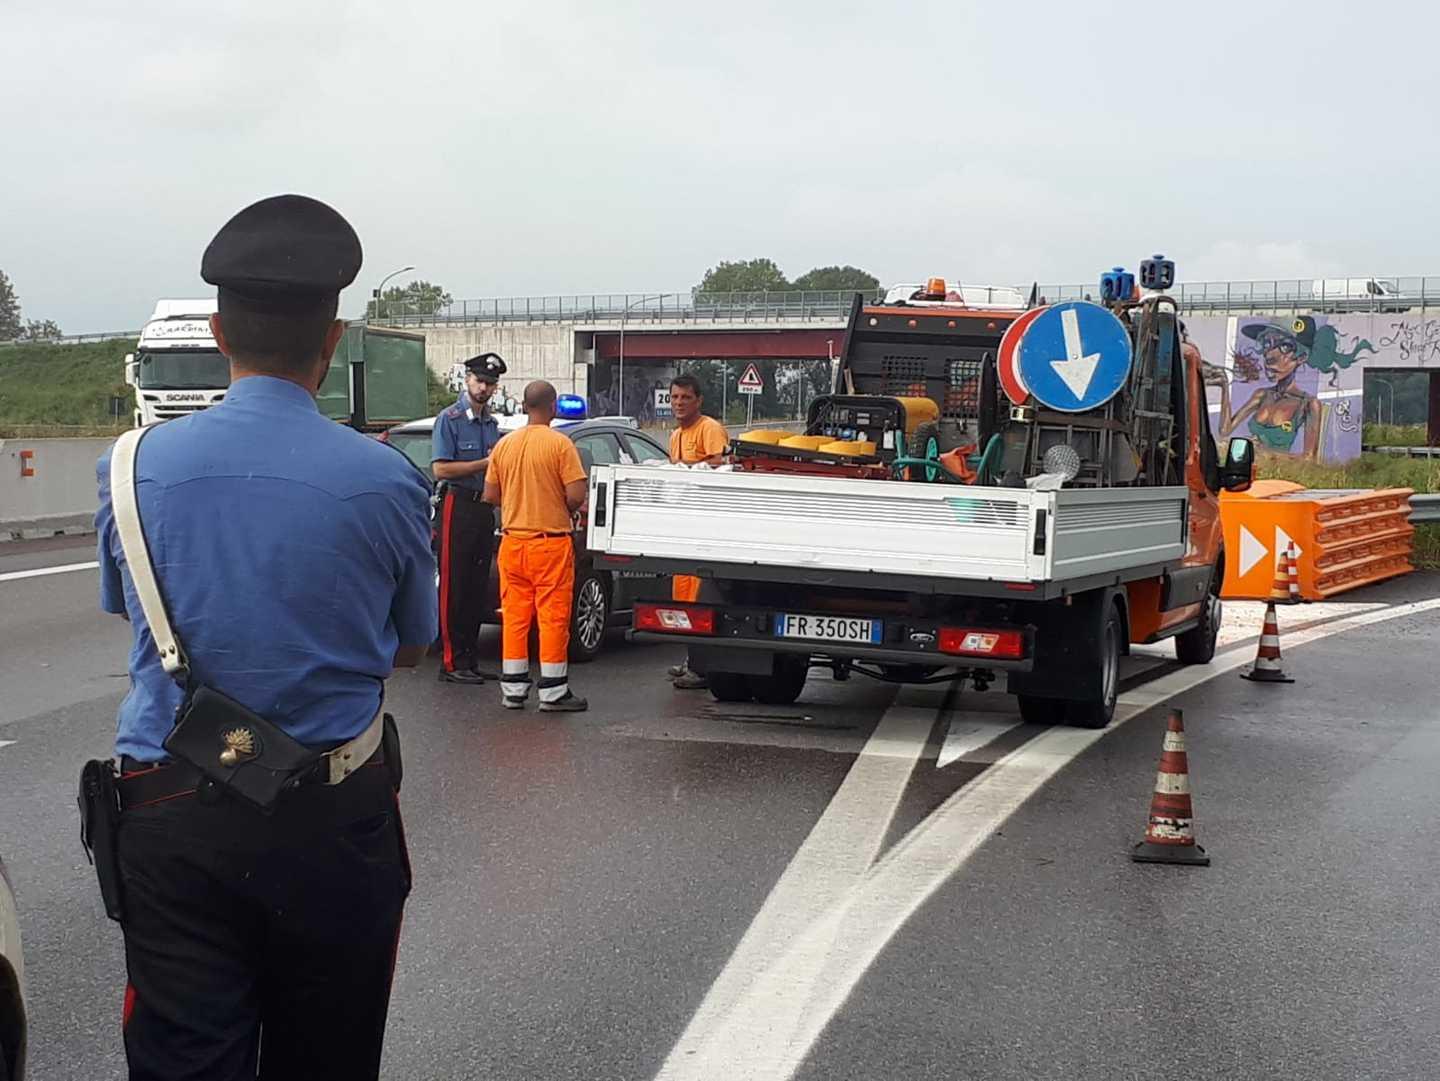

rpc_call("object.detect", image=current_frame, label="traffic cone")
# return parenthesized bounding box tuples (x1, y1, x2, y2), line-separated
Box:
(1240, 600, 1295, 683)
(1268, 549, 1294, 605)
(1131, 709, 1210, 866)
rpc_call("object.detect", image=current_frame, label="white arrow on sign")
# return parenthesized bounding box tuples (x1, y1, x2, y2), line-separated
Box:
(1049, 308, 1102, 401)
(1238, 524, 1303, 579)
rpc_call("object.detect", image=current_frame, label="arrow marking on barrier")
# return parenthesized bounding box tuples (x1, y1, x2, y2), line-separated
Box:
(1049, 308, 1102, 400)
(1239, 525, 1268, 577)
(1276, 526, 1301, 564)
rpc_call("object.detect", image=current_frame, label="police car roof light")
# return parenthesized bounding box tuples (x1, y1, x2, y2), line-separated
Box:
(557, 395, 587, 420)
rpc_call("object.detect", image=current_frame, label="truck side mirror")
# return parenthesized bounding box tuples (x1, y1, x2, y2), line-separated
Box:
(124, 354, 136, 387)
(1219, 437, 1255, 492)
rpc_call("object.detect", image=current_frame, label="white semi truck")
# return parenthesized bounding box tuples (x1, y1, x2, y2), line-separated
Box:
(124, 299, 429, 430)
(125, 299, 230, 426)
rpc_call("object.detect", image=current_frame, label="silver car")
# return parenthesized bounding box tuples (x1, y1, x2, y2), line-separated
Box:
(0, 855, 24, 1081)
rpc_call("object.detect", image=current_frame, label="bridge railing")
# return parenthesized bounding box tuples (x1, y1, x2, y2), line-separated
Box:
(373, 290, 880, 327)
(376, 277, 1439, 327)
(1034, 277, 1437, 314)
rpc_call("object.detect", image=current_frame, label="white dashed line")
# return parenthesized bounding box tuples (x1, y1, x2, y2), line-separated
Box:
(0, 561, 99, 583)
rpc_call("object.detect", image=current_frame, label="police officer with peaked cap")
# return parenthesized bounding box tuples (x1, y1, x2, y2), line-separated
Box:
(432, 350, 507, 682)
(92, 194, 436, 1080)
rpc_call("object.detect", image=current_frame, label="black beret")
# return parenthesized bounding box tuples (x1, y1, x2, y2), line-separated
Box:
(463, 353, 507, 381)
(201, 194, 361, 306)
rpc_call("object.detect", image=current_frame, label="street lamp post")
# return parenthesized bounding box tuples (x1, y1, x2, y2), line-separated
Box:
(373, 265, 415, 323)
(1375, 377, 1396, 427)
(617, 293, 664, 419)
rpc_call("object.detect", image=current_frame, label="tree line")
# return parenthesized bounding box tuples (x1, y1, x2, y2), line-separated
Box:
(0, 270, 62, 342)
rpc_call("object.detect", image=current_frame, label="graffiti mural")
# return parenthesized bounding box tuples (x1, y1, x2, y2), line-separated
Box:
(1178, 312, 1440, 464)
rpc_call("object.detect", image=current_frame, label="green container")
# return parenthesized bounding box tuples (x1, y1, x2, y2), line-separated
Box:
(319, 324, 428, 430)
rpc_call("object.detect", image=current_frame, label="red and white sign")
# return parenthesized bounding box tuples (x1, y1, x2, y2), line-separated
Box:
(737, 363, 764, 395)
(996, 306, 1044, 405)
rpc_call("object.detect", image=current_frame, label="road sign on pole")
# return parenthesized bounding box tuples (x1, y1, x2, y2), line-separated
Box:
(738, 363, 764, 395)
(1016, 301, 1132, 413)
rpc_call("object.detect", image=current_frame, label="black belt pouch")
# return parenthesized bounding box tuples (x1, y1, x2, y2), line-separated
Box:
(163, 683, 319, 814)
(78, 759, 125, 921)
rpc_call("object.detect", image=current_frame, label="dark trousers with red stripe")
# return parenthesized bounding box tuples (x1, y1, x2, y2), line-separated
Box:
(116, 764, 410, 1081)
(438, 487, 496, 672)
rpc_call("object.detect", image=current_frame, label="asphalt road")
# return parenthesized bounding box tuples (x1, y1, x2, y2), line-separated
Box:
(3, 535, 1439, 1080)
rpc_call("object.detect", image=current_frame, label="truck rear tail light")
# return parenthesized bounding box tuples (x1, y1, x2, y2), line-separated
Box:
(938, 627, 1025, 659)
(635, 603, 715, 636)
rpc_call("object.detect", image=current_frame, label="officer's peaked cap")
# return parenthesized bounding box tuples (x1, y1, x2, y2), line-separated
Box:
(464, 353, 507, 382)
(202, 194, 362, 307)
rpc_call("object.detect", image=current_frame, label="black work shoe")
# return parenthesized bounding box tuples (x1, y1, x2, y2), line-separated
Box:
(539, 692, 588, 713)
(667, 663, 688, 678)
(502, 695, 528, 710)
(438, 667, 486, 685)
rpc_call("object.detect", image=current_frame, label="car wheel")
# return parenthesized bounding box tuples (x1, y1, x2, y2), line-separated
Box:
(707, 671, 754, 703)
(569, 570, 610, 664)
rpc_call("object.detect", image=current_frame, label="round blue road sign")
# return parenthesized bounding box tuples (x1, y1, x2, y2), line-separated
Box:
(1016, 301, 1133, 413)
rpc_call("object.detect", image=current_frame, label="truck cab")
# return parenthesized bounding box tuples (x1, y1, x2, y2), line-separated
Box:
(590, 266, 1255, 726)
(125, 299, 229, 426)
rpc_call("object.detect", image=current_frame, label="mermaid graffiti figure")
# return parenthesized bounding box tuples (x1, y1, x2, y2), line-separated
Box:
(1214, 316, 1374, 458)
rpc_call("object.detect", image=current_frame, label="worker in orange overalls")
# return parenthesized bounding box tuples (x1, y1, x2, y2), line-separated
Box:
(484, 380, 590, 712)
(666, 373, 730, 690)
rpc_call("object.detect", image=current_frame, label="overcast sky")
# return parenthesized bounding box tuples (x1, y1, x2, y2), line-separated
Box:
(3, 0, 1437, 332)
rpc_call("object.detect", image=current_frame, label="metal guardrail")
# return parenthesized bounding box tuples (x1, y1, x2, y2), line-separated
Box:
(1411, 494, 1440, 523)
(1365, 445, 1440, 459)
(0, 330, 138, 347)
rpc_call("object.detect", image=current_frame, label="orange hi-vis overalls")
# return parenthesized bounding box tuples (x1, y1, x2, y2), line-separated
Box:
(669, 414, 729, 603)
(487, 425, 587, 704)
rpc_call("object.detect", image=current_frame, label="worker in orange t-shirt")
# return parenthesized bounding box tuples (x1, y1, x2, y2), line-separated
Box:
(666, 373, 729, 690)
(484, 381, 590, 712)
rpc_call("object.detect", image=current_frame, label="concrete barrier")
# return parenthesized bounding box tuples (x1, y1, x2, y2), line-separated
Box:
(0, 437, 114, 542)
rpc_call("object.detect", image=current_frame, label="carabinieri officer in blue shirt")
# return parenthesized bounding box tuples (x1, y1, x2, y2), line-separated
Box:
(92, 194, 436, 1081)
(431, 351, 505, 683)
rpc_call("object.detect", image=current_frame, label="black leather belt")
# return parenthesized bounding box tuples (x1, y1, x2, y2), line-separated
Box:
(118, 748, 386, 810)
(448, 488, 488, 503)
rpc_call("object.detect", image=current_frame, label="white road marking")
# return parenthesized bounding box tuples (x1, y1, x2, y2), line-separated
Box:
(655, 686, 944, 1079)
(0, 561, 99, 583)
(657, 595, 1440, 1081)
(936, 712, 1021, 768)
(0, 740, 14, 751)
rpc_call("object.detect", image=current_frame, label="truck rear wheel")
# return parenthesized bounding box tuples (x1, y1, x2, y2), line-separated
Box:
(1065, 604, 1122, 729)
(1016, 695, 1066, 725)
(707, 671, 754, 703)
(749, 655, 810, 705)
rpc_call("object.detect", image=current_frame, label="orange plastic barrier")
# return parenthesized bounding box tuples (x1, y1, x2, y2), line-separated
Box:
(1219, 481, 1414, 600)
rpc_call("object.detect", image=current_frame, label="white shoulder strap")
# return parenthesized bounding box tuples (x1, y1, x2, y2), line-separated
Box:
(110, 428, 188, 678)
